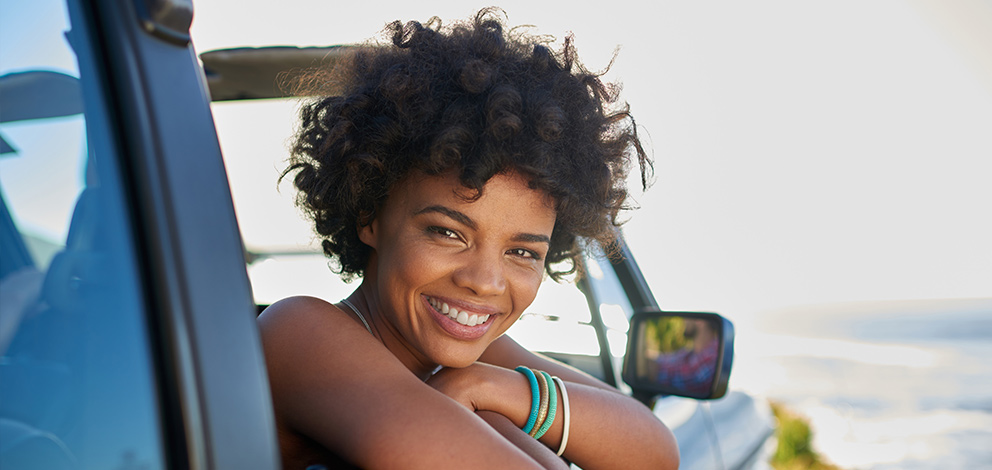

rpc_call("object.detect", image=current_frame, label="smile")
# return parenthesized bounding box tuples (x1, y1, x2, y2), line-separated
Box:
(427, 296, 492, 327)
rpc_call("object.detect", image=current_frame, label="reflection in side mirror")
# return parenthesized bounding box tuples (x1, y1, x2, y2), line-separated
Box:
(622, 310, 734, 400)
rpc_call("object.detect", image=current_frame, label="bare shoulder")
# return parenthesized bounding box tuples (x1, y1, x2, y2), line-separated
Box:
(257, 296, 370, 349)
(258, 295, 347, 329)
(257, 296, 417, 467)
(256, 295, 377, 380)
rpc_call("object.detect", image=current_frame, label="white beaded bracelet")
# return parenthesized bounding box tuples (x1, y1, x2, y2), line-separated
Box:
(552, 376, 570, 457)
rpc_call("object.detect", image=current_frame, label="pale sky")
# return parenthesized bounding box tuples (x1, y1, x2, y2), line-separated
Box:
(191, 0, 992, 320)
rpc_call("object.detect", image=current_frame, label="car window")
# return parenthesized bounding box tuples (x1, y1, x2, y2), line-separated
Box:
(0, 1, 167, 468)
(582, 245, 633, 358)
(212, 98, 358, 305)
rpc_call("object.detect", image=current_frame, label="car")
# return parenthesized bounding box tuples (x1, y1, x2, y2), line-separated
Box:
(0, 0, 774, 468)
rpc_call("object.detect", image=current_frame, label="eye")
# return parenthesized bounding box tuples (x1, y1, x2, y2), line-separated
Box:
(508, 248, 542, 261)
(427, 226, 460, 240)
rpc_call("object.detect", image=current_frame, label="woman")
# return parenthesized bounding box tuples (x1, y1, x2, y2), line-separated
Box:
(259, 9, 678, 469)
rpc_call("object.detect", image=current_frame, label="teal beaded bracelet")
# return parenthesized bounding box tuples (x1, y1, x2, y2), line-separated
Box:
(515, 366, 541, 434)
(533, 370, 558, 439)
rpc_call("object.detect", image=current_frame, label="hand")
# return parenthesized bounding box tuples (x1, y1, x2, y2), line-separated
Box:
(428, 362, 537, 432)
(425, 362, 492, 411)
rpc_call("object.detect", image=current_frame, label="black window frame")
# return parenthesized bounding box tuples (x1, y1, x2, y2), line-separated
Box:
(76, 0, 280, 468)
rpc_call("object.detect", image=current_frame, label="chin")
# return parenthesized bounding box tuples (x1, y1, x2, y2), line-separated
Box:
(434, 346, 487, 369)
(441, 359, 476, 369)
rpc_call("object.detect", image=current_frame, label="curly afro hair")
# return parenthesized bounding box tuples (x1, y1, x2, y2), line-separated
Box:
(283, 8, 651, 281)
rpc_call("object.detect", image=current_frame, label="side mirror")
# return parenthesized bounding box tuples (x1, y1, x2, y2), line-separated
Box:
(621, 310, 734, 400)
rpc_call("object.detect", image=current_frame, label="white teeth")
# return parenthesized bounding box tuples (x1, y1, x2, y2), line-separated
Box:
(428, 296, 491, 327)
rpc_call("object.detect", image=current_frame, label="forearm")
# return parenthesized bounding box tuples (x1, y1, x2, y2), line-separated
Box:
(477, 411, 570, 470)
(472, 367, 678, 470)
(540, 381, 678, 470)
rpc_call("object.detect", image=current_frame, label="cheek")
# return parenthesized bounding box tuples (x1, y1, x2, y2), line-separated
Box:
(510, 269, 544, 310)
(381, 240, 449, 289)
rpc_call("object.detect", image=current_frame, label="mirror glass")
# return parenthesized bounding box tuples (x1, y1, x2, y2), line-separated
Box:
(624, 311, 730, 399)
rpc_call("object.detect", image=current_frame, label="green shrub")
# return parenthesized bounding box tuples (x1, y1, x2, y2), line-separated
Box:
(770, 401, 842, 470)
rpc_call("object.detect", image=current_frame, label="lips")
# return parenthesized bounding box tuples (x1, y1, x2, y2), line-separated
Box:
(423, 295, 496, 341)
(427, 296, 492, 326)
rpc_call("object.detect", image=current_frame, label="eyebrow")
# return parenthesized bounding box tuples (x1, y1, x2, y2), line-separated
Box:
(414, 205, 551, 244)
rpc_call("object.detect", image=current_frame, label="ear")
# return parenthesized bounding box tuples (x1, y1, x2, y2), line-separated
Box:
(357, 217, 378, 249)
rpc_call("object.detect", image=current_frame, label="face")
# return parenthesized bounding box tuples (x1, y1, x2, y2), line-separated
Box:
(359, 170, 556, 370)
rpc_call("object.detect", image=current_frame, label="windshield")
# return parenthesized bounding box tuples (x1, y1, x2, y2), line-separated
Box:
(212, 98, 357, 303)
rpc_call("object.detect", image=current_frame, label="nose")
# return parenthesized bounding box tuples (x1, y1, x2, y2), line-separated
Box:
(451, 249, 507, 297)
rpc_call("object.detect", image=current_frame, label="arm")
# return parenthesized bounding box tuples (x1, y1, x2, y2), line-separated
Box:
(432, 335, 679, 470)
(476, 411, 570, 470)
(258, 296, 554, 470)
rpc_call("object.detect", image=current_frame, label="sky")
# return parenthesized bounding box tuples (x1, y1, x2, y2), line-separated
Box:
(191, 0, 992, 320)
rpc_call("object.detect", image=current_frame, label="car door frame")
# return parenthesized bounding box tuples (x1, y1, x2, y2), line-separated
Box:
(79, 0, 280, 468)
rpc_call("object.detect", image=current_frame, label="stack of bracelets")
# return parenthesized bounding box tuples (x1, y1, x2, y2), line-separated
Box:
(514, 366, 571, 457)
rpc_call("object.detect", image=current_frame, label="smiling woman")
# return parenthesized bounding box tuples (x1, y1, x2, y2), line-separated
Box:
(256, 8, 677, 470)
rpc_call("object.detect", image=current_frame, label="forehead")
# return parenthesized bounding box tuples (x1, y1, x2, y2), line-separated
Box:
(384, 170, 556, 226)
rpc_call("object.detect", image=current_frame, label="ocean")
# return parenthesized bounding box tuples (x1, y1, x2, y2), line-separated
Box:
(732, 298, 992, 469)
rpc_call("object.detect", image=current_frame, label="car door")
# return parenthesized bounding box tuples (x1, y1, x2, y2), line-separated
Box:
(0, 0, 279, 468)
(574, 240, 774, 470)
